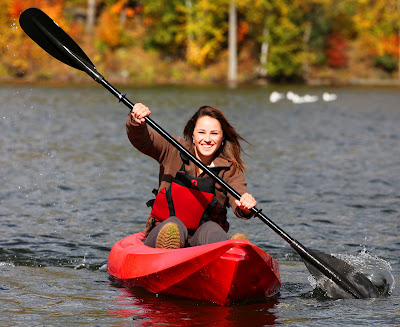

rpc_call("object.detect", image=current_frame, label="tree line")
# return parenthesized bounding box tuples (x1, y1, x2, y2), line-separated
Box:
(1, 0, 400, 84)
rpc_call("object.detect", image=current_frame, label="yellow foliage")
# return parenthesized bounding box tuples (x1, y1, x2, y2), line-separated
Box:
(0, 0, 399, 83)
(353, 15, 372, 31)
(187, 40, 204, 67)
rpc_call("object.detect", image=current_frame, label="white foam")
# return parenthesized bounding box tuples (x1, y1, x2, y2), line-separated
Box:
(335, 249, 395, 295)
(0, 262, 15, 267)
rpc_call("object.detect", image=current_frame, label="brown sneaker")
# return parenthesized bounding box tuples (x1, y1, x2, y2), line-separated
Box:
(156, 222, 181, 249)
(231, 233, 249, 241)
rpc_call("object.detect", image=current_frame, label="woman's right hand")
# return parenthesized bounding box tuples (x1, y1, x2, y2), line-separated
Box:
(131, 103, 151, 125)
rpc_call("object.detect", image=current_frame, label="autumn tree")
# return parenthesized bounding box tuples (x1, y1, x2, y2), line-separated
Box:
(1, 0, 67, 78)
(352, 0, 400, 74)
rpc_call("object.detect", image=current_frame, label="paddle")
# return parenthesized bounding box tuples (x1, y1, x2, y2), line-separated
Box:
(19, 8, 379, 299)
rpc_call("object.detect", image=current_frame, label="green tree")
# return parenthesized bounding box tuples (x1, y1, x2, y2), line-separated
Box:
(263, 0, 311, 81)
(186, 0, 228, 67)
(142, 0, 188, 58)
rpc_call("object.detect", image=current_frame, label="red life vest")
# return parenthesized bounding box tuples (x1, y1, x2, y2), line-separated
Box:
(150, 164, 226, 230)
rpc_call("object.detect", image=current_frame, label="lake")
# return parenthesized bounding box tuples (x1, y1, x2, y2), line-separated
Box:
(0, 84, 398, 326)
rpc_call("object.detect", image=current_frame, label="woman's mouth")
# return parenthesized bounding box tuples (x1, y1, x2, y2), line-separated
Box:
(201, 144, 213, 149)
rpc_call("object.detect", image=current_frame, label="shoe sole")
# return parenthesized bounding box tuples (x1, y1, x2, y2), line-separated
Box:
(231, 233, 249, 241)
(156, 222, 181, 249)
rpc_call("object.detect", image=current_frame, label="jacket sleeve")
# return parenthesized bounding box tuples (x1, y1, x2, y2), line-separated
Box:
(126, 114, 170, 163)
(225, 169, 254, 219)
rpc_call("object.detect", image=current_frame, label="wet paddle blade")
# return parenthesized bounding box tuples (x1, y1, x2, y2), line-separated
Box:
(256, 213, 380, 299)
(19, 8, 97, 75)
(303, 249, 380, 299)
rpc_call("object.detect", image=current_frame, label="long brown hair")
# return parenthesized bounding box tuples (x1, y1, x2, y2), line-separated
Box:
(183, 106, 248, 174)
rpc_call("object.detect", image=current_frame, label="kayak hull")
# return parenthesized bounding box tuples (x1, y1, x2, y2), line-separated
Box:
(107, 232, 281, 306)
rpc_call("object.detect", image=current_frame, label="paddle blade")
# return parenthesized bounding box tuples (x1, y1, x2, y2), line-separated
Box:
(19, 8, 95, 73)
(304, 249, 380, 299)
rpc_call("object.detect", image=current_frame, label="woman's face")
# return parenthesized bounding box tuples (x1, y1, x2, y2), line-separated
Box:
(193, 116, 224, 165)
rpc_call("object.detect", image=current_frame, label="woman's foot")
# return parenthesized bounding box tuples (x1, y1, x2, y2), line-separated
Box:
(156, 222, 181, 249)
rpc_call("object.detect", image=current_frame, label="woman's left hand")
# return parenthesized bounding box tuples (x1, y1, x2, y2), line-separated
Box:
(235, 193, 257, 214)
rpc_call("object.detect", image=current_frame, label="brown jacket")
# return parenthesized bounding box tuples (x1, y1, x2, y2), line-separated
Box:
(126, 114, 252, 235)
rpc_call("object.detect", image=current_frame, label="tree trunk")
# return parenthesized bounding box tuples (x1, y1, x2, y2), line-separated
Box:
(228, 0, 237, 84)
(186, 0, 194, 41)
(120, 1, 127, 26)
(86, 0, 96, 33)
(258, 24, 269, 78)
(302, 21, 312, 82)
(398, 0, 400, 80)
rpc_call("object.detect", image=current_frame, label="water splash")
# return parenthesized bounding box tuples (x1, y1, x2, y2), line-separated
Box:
(335, 249, 395, 296)
(98, 263, 108, 271)
(307, 249, 395, 297)
(74, 252, 88, 270)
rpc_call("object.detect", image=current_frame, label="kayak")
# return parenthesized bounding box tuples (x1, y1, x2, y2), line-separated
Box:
(107, 232, 281, 305)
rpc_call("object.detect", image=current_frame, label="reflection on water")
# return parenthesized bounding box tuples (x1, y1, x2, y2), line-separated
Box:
(0, 84, 399, 326)
(108, 287, 279, 326)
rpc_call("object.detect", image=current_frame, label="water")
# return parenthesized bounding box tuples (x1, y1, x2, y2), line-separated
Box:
(1, 84, 398, 326)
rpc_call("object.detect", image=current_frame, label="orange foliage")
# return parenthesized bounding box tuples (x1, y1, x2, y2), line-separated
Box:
(135, 5, 143, 14)
(111, 0, 137, 18)
(143, 16, 152, 27)
(67, 20, 85, 43)
(9, 0, 26, 18)
(96, 11, 121, 49)
(111, 0, 125, 15)
(237, 21, 249, 43)
(9, 0, 66, 29)
(325, 33, 349, 67)
(382, 35, 399, 58)
(9, 0, 64, 19)
(2, 0, 66, 78)
(126, 8, 135, 18)
(366, 34, 399, 59)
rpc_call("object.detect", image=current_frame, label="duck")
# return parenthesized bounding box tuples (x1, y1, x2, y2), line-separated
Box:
(269, 91, 285, 103)
(322, 92, 337, 102)
(287, 91, 318, 104)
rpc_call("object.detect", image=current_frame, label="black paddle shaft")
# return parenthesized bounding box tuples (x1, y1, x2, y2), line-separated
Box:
(19, 7, 379, 299)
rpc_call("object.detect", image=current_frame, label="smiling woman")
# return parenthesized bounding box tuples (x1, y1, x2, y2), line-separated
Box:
(183, 105, 248, 174)
(192, 115, 224, 166)
(127, 104, 257, 249)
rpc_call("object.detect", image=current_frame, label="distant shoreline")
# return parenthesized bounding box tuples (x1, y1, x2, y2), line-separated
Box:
(2, 76, 400, 88)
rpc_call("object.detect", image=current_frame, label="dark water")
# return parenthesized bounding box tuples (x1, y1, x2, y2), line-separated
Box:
(1, 84, 398, 326)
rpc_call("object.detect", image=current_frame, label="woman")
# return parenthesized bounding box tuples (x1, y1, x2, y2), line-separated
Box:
(127, 103, 257, 249)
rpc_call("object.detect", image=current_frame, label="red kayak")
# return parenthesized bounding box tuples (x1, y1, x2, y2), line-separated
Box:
(107, 232, 281, 306)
